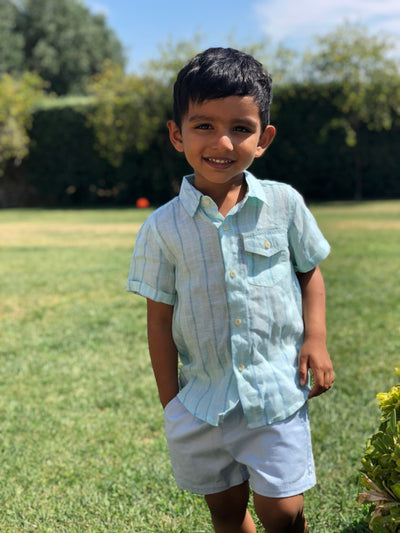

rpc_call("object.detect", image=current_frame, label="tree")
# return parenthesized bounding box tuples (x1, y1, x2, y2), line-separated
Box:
(143, 36, 203, 86)
(86, 60, 171, 167)
(0, 0, 25, 73)
(1, 0, 125, 95)
(86, 37, 206, 166)
(303, 22, 400, 199)
(0, 71, 44, 174)
(145, 35, 299, 88)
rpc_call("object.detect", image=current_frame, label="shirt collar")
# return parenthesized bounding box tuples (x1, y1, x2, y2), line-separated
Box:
(179, 171, 268, 218)
(245, 171, 268, 204)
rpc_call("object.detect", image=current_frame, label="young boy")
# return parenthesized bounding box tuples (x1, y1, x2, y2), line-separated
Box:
(127, 47, 334, 533)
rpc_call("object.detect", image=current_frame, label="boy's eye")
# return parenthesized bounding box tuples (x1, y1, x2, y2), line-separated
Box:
(234, 126, 252, 133)
(195, 123, 212, 130)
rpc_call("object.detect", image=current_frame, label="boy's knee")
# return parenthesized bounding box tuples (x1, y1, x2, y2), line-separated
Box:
(253, 493, 307, 533)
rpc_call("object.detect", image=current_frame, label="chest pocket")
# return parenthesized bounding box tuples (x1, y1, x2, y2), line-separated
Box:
(243, 230, 289, 287)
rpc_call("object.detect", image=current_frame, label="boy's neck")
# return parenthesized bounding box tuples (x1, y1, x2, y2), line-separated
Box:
(194, 173, 247, 217)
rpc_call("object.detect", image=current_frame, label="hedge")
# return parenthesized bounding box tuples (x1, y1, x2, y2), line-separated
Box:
(1, 87, 399, 207)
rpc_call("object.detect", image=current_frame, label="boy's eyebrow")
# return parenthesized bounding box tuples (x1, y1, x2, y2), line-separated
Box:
(187, 114, 214, 123)
(187, 114, 259, 128)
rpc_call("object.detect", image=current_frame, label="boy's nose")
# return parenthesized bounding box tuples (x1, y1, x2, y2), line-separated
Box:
(213, 134, 234, 151)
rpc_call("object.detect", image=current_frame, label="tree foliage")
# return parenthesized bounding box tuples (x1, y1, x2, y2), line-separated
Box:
(86, 60, 172, 167)
(304, 22, 400, 139)
(0, 0, 24, 73)
(0, 71, 44, 173)
(144, 35, 299, 88)
(303, 22, 400, 198)
(0, 0, 125, 95)
(143, 36, 202, 86)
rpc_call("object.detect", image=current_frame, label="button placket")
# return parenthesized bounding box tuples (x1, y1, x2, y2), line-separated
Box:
(218, 215, 250, 387)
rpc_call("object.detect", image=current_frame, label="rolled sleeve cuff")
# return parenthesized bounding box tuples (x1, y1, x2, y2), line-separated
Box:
(126, 280, 176, 305)
(295, 240, 330, 273)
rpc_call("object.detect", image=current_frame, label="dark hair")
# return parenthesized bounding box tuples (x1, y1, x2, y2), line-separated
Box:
(172, 47, 273, 130)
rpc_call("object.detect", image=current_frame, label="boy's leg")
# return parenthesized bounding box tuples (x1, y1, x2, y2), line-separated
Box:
(205, 481, 257, 533)
(253, 492, 308, 533)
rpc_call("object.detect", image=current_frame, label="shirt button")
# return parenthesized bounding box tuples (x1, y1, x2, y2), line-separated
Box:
(264, 240, 271, 249)
(234, 318, 242, 326)
(238, 364, 245, 372)
(222, 224, 229, 231)
(203, 197, 211, 206)
(230, 270, 236, 278)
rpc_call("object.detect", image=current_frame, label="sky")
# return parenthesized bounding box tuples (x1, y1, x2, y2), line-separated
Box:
(86, 0, 400, 72)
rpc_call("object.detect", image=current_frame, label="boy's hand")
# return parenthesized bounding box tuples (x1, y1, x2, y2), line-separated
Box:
(298, 338, 334, 399)
(296, 267, 334, 399)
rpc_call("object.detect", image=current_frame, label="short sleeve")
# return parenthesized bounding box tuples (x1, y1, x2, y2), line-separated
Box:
(126, 217, 176, 305)
(288, 188, 330, 272)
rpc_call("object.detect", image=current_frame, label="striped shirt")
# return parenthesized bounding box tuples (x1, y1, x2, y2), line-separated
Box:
(127, 171, 330, 428)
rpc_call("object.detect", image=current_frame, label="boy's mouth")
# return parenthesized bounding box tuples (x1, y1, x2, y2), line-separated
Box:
(204, 157, 234, 166)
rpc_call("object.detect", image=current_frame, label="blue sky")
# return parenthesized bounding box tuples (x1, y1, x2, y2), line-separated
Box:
(86, 0, 400, 72)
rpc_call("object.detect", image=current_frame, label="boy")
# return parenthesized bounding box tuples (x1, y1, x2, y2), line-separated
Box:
(127, 48, 334, 533)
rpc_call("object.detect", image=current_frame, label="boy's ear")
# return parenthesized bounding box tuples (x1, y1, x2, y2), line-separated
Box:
(167, 120, 185, 153)
(255, 125, 276, 158)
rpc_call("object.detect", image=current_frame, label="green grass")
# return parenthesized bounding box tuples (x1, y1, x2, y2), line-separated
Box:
(0, 201, 399, 532)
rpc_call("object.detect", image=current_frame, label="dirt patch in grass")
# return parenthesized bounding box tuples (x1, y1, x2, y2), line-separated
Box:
(0, 222, 142, 248)
(335, 220, 400, 230)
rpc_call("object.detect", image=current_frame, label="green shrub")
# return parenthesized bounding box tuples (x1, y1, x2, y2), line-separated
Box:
(2, 85, 400, 207)
(359, 368, 400, 532)
(22, 96, 184, 207)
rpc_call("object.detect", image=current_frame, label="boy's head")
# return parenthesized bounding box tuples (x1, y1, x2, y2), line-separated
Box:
(172, 47, 273, 131)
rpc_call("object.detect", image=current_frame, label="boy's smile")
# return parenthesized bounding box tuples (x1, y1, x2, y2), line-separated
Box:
(168, 96, 275, 196)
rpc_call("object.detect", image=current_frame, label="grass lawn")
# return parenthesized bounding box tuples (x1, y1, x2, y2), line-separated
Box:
(0, 201, 399, 532)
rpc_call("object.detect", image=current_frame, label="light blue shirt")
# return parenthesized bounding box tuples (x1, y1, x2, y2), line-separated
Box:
(127, 172, 330, 428)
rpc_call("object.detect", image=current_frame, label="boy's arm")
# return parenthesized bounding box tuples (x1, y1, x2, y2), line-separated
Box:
(296, 266, 335, 399)
(147, 299, 179, 409)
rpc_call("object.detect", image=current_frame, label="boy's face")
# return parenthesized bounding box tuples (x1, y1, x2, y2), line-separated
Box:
(168, 96, 275, 193)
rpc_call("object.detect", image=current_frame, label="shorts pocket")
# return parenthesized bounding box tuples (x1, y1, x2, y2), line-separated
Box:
(163, 395, 180, 416)
(243, 230, 289, 287)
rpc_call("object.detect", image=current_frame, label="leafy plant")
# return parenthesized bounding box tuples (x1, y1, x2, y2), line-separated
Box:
(359, 369, 400, 531)
(0, 71, 45, 174)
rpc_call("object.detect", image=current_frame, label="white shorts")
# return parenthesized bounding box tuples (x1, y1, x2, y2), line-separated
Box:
(163, 398, 316, 498)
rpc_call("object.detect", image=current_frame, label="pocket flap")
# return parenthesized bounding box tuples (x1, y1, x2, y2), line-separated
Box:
(242, 230, 287, 257)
